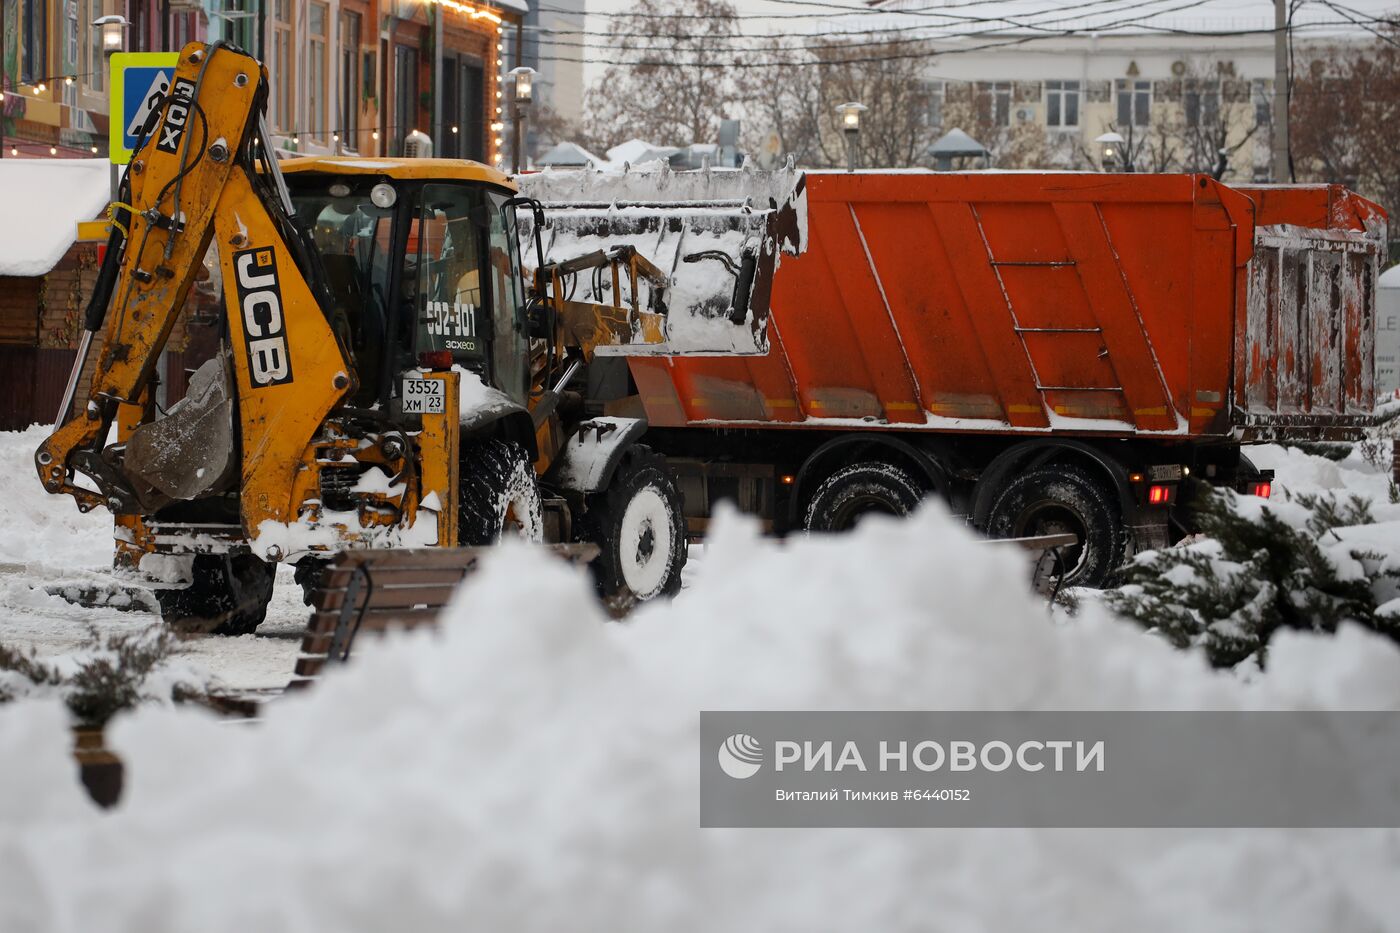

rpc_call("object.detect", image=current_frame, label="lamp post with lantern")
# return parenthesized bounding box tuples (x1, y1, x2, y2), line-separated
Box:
(836, 101, 867, 172)
(507, 66, 536, 174)
(1094, 131, 1132, 173)
(95, 14, 128, 194)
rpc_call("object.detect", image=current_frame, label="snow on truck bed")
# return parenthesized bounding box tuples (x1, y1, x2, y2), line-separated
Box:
(2, 425, 1400, 928)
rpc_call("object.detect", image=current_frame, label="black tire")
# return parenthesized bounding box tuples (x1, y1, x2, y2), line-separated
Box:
(804, 460, 925, 532)
(458, 438, 543, 546)
(985, 464, 1125, 589)
(155, 553, 276, 636)
(581, 445, 688, 602)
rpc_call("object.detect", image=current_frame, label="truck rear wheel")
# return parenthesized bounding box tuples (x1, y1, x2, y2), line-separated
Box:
(582, 445, 687, 602)
(984, 465, 1125, 589)
(154, 553, 276, 636)
(458, 438, 543, 546)
(804, 461, 925, 532)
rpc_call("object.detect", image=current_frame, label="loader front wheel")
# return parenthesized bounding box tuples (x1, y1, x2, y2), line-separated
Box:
(984, 464, 1125, 589)
(582, 445, 687, 603)
(458, 438, 543, 546)
(155, 553, 276, 636)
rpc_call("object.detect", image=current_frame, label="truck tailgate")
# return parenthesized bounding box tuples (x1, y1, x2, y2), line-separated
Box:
(1236, 185, 1387, 440)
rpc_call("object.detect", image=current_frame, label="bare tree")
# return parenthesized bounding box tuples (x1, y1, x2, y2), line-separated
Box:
(582, 0, 746, 151)
(742, 38, 825, 168)
(810, 37, 938, 169)
(1291, 34, 1400, 257)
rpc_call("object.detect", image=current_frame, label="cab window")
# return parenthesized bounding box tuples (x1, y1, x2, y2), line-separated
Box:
(486, 190, 528, 403)
(413, 184, 487, 365)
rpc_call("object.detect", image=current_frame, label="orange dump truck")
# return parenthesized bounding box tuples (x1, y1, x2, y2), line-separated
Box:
(559, 172, 1385, 586)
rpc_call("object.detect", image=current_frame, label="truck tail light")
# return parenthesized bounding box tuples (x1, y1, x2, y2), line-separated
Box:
(1148, 484, 1171, 505)
(418, 350, 453, 371)
(1249, 481, 1271, 499)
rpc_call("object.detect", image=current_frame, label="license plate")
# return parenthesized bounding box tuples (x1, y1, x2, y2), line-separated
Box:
(402, 377, 446, 414)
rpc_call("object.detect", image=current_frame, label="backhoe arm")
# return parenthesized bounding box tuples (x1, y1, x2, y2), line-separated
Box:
(36, 43, 260, 512)
(36, 41, 351, 533)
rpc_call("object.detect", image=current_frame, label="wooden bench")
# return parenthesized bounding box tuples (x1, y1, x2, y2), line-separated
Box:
(291, 544, 599, 687)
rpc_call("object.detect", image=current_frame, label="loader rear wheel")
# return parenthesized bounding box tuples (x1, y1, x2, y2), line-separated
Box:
(458, 438, 543, 546)
(582, 445, 687, 603)
(154, 553, 276, 636)
(804, 460, 925, 532)
(984, 464, 1125, 590)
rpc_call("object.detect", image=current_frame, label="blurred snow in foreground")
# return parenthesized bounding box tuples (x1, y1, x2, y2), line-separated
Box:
(3, 482, 1400, 928)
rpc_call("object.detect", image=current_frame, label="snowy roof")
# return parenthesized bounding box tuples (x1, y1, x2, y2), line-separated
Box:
(0, 159, 109, 277)
(606, 138, 680, 166)
(930, 128, 988, 156)
(849, 0, 1394, 42)
(536, 141, 605, 168)
(1379, 264, 1400, 289)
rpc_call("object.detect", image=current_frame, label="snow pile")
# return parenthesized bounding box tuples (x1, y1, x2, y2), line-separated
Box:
(4, 505, 1400, 929)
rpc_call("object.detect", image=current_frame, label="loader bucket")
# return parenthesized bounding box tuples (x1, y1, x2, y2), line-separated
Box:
(515, 165, 806, 355)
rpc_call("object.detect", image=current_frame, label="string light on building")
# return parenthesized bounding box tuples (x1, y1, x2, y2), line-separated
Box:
(420, 0, 502, 24)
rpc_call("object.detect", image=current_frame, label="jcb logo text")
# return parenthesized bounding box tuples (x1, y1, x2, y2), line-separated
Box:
(234, 248, 294, 388)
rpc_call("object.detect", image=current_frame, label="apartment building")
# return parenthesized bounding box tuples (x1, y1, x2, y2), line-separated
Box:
(862, 0, 1386, 180)
(1, 0, 524, 165)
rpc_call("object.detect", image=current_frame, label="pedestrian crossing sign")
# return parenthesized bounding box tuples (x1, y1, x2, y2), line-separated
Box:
(108, 52, 181, 164)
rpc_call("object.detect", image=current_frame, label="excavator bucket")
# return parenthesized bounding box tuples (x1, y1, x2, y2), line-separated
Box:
(514, 165, 806, 355)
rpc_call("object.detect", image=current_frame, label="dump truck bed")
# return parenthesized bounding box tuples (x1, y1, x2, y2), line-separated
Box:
(626, 172, 1383, 441)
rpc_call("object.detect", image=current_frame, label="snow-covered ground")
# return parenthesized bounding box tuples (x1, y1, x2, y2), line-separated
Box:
(1, 424, 1399, 930)
(0, 425, 302, 694)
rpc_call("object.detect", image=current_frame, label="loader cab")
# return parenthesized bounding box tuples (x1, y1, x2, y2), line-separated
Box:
(281, 158, 529, 411)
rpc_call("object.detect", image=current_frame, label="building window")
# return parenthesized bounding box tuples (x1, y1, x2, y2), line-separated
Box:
(1115, 79, 1151, 127)
(977, 81, 1011, 127)
(82, 0, 103, 92)
(339, 11, 361, 147)
(1045, 80, 1079, 128)
(271, 0, 294, 132)
(1184, 83, 1220, 127)
(394, 45, 419, 155)
(307, 2, 329, 142)
(22, 0, 48, 85)
(924, 80, 944, 129)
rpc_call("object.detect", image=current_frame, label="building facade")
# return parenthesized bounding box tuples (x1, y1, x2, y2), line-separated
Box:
(861, 0, 1382, 181)
(0, 0, 523, 165)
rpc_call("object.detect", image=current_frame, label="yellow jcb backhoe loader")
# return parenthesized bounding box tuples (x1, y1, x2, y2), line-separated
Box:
(34, 41, 804, 634)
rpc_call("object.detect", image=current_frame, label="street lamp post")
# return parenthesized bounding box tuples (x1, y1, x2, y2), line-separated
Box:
(95, 14, 128, 196)
(836, 101, 867, 172)
(507, 66, 536, 174)
(1094, 131, 1127, 173)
